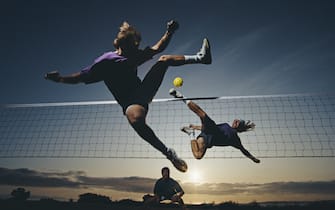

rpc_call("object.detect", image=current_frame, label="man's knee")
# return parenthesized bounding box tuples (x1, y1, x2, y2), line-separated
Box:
(143, 194, 159, 204)
(191, 140, 205, 159)
(125, 105, 146, 126)
(158, 55, 174, 65)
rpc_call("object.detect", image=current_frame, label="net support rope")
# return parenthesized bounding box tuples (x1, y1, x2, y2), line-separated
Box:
(1, 93, 334, 159)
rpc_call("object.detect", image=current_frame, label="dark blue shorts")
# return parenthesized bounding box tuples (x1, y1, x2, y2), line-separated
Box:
(197, 115, 220, 148)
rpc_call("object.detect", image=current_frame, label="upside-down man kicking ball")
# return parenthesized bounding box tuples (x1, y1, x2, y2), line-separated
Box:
(170, 89, 260, 163)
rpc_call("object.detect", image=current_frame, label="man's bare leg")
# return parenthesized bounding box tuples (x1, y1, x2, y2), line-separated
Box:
(190, 138, 207, 159)
(126, 105, 188, 172)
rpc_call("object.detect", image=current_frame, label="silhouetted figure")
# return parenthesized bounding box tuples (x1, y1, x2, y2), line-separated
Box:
(10, 188, 30, 201)
(143, 167, 185, 209)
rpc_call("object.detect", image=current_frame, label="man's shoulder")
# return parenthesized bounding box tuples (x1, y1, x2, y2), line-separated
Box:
(94, 50, 126, 63)
(138, 47, 155, 57)
(167, 177, 179, 184)
(217, 122, 229, 127)
(155, 178, 164, 183)
(156, 177, 176, 184)
(217, 123, 234, 131)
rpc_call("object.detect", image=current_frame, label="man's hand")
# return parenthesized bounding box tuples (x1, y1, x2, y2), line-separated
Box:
(45, 71, 61, 82)
(171, 194, 182, 201)
(189, 124, 201, 130)
(167, 20, 179, 34)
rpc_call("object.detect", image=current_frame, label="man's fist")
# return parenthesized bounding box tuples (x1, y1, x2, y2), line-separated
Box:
(167, 20, 179, 33)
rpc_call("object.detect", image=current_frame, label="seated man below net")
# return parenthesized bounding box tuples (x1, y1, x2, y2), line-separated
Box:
(143, 167, 185, 207)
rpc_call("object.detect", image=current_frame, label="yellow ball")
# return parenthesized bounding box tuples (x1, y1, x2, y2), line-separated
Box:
(173, 77, 183, 87)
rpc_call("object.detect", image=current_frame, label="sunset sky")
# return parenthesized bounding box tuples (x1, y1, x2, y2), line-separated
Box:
(1, 0, 335, 204)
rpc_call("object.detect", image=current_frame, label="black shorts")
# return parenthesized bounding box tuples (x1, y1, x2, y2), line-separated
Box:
(80, 60, 150, 114)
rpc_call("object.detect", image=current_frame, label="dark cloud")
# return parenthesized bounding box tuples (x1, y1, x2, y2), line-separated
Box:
(260, 181, 335, 194)
(0, 168, 81, 187)
(1, 167, 334, 197)
(77, 176, 155, 193)
(182, 181, 335, 196)
(0, 168, 155, 193)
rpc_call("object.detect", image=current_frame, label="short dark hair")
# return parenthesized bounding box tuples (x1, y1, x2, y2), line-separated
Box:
(113, 21, 141, 49)
(161, 167, 169, 174)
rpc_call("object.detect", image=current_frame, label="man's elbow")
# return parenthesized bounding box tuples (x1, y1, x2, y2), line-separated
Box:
(150, 46, 163, 54)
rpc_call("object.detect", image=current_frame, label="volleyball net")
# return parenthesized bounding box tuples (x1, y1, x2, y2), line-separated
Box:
(0, 93, 334, 159)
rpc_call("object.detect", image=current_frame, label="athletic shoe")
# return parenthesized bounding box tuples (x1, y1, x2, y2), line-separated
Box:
(169, 88, 184, 98)
(45, 71, 61, 82)
(180, 126, 194, 136)
(197, 38, 212, 64)
(166, 148, 188, 172)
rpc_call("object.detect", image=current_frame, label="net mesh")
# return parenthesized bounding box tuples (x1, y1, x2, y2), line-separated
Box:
(1, 93, 334, 159)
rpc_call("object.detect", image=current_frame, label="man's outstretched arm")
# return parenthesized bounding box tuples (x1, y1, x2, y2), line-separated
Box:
(189, 124, 202, 130)
(238, 145, 260, 163)
(150, 20, 179, 54)
(45, 71, 83, 84)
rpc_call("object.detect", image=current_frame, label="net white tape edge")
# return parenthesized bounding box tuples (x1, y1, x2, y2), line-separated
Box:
(3, 93, 329, 108)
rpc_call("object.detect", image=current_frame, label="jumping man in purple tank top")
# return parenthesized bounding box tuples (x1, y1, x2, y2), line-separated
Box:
(170, 89, 260, 163)
(44, 20, 212, 172)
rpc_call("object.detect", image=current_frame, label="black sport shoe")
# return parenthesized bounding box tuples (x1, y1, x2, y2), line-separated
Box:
(45, 71, 61, 82)
(166, 148, 188, 173)
(169, 88, 184, 98)
(180, 126, 195, 136)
